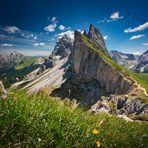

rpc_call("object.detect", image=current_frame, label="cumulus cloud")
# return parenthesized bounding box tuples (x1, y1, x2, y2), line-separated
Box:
(98, 12, 123, 23)
(4, 26, 20, 34)
(1, 43, 13, 47)
(110, 12, 123, 20)
(107, 12, 124, 22)
(103, 35, 110, 40)
(58, 25, 65, 30)
(142, 43, 148, 46)
(33, 36, 37, 40)
(129, 34, 145, 40)
(33, 42, 45, 46)
(44, 16, 58, 32)
(51, 17, 57, 22)
(124, 22, 148, 33)
(44, 24, 57, 32)
(58, 30, 74, 39)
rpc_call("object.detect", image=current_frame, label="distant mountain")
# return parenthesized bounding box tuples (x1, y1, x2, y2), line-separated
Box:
(110, 50, 148, 73)
(0, 51, 45, 87)
(0, 51, 24, 68)
(133, 50, 148, 73)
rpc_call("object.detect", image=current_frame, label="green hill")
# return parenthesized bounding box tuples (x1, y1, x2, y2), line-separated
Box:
(0, 90, 148, 148)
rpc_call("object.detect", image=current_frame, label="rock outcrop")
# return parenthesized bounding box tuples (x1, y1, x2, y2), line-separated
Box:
(90, 95, 148, 120)
(72, 28, 141, 95)
(0, 81, 7, 99)
(87, 24, 108, 53)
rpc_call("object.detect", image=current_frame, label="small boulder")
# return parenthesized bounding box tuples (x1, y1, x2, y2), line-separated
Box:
(0, 81, 7, 100)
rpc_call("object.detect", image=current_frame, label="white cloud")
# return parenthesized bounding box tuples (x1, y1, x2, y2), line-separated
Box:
(58, 25, 65, 30)
(4, 26, 20, 34)
(129, 34, 145, 40)
(110, 12, 123, 20)
(33, 36, 37, 40)
(103, 35, 110, 40)
(98, 12, 123, 23)
(44, 24, 57, 32)
(124, 22, 148, 33)
(107, 12, 124, 22)
(97, 18, 107, 24)
(25, 33, 34, 39)
(58, 30, 74, 39)
(51, 17, 57, 22)
(33, 42, 45, 46)
(44, 16, 58, 32)
(1, 43, 13, 47)
(142, 43, 148, 46)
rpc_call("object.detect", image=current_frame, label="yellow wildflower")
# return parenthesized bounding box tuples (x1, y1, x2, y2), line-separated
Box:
(96, 141, 101, 147)
(92, 128, 99, 135)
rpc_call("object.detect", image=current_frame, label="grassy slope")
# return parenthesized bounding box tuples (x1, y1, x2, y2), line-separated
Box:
(0, 57, 41, 88)
(0, 91, 148, 148)
(15, 57, 37, 70)
(82, 35, 148, 96)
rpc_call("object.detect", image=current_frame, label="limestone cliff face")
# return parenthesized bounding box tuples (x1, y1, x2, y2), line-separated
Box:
(72, 27, 140, 95)
(12, 34, 73, 93)
(87, 24, 108, 53)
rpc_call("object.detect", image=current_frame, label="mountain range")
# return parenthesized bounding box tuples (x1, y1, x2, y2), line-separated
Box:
(0, 51, 45, 87)
(11, 24, 148, 120)
(110, 50, 148, 73)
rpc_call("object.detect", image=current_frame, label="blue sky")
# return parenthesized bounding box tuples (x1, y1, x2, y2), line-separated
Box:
(0, 0, 148, 56)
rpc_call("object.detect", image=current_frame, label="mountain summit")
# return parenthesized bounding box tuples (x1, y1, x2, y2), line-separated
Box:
(12, 24, 148, 119)
(84, 24, 108, 53)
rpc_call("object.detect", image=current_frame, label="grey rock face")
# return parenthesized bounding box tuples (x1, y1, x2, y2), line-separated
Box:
(51, 34, 73, 59)
(110, 50, 138, 69)
(134, 50, 148, 72)
(90, 95, 148, 119)
(0, 51, 24, 68)
(88, 24, 108, 53)
(72, 30, 137, 95)
(12, 34, 73, 92)
(40, 34, 73, 71)
(110, 50, 148, 73)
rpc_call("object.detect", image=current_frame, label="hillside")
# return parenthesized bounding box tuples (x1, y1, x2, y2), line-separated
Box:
(0, 52, 45, 88)
(0, 90, 148, 147)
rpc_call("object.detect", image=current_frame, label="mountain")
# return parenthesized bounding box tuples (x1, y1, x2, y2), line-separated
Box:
(0, 51, 24, 68)
(87, 24, 108, 53)
(12, 24, 148, 120)
(133, 50, 148, 72)
(0, 51, 44, 87)
(110, 50, 138, 69)
(110, 50, 148, 73)
(12, 34, 73, 92)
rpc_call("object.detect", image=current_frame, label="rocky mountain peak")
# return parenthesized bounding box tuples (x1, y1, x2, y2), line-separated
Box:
(143, 49, 148, 54)
(72, 25, 146, 96)
(88, 24, 107, 52)
(51, 34, 73, 58)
